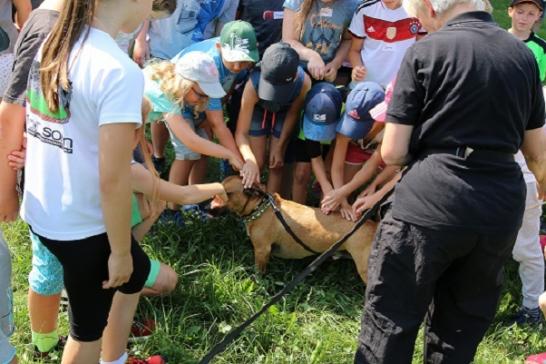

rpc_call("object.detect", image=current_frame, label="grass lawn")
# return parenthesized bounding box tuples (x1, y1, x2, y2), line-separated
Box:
(4, 2, 546, 363)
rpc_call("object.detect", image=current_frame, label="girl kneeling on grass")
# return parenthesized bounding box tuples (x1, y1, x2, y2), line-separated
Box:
(236, 42, 311, 192)
(143, 51, 243, 212)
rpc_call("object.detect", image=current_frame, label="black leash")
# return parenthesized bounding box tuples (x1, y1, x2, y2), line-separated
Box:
(198, 190, 393, 364)
(264, 193, 320, 255)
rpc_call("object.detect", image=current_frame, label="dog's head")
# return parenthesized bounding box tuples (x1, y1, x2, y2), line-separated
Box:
(208, 176, 266, 217)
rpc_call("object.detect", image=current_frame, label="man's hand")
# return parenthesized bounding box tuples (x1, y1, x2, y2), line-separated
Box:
(102, 252, 133, 289)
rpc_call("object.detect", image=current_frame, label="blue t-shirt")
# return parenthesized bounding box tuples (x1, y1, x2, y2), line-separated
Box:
(283, 0, 359, 65)
(172, 37, 235, 111)
(149, 0, 235, 60)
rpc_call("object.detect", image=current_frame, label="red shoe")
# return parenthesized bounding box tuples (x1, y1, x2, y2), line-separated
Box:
(526, 352, 546, 364)
(127, 354, 166, 364)
(129, 318, 156, 343)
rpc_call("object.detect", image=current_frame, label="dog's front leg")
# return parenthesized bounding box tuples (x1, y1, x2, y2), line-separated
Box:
(251, 238, 272, 274)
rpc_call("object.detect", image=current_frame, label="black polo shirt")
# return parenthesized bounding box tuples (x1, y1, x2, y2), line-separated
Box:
(238, 0, 284, 57)
(387, 11, 545, 233)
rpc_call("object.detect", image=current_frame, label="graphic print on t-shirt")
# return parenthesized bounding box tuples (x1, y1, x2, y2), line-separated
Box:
(26, 60, 73, 153)
(363, 16, 420, 42)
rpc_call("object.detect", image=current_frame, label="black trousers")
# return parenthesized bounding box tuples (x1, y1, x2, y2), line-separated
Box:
(355, 206, 519, 364)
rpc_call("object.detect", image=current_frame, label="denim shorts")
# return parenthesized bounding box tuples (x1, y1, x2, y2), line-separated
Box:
(248, 106, 286, 138)
(29, 231, 64, 296)
(0, 231, 15, 364)
(166, 111, 208, 161)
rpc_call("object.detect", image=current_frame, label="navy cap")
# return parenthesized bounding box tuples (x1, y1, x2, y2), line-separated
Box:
(336, 82, 384, 140)
(303, 82, 343, 142)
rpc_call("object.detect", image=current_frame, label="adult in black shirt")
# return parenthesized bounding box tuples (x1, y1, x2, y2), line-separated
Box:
(238, 0, 284, 58)
(354, 1, 546, 363)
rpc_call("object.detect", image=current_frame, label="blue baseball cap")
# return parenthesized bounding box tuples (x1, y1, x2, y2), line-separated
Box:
(303, 82, 343, 142)
(336, 82, 384, 140)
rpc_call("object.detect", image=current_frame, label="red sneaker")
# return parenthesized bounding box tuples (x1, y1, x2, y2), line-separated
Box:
(526, 352, 546, 364)
(129, 318, 156, 343)
(127, 354, 166, 364)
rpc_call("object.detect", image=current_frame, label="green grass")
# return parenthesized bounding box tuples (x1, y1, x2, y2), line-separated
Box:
(5, 3, 546, 363)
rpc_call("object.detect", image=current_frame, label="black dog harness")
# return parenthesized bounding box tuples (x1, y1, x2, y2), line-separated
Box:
(239, 189, 319, 255)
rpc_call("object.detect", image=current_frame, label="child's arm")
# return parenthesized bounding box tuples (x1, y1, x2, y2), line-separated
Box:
(0, 102, 26, 222)
(324, 31, 351, 83)
(331, 134, 350, 190)
(99, 123, 136, 289)
(306, 140, 333, 195)
(205, 109, 242, 160)
(353, 171, 401, 217)
(282, 7, 325, 80)
(269, 74, 312, 169)
(132, 198, 166, 242)
(13, 0, 31, 28)
(132, 20, 150, 67)
(322, 149, 382, 211)
(348, 36, 366, 82)
(235, 80, 261, 188)
(165, 113, 243, 169)
(131, 162, 227, 205)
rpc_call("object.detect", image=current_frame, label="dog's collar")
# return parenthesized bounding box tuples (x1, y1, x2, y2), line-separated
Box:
(241, 197, 271, 224)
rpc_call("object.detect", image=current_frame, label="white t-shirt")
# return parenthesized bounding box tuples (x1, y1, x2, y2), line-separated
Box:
(349, 0, 421, 88)
(21, 28, 144, 241)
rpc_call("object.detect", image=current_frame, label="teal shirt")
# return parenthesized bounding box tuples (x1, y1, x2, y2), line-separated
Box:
(525, 32, 546, 82)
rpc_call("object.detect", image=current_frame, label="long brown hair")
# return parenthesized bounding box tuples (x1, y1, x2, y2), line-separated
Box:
(294, 0, 315, 40)
(40, 0, 95, 112)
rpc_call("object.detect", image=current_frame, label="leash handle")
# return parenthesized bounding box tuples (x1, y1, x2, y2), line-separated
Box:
(198, 190, 393, 364)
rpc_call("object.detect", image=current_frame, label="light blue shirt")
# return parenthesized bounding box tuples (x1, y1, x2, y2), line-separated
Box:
(283, 0, 359, 65)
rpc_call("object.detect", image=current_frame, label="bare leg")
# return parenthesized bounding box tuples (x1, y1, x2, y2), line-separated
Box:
(167, 159, 195, 210)
(150, 122, 169, 159)
(189, 157, 208, 185)
(100, 292, 141, 362)
(141, 263, 178, 296)
(292, 162, 311, 204)
(28, 289, 60, 334)
(61, 336, 101, 364)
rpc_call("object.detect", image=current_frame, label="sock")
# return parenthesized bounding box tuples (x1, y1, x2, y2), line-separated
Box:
(31, 329, 59, 353)
(100, 352, 128, 364)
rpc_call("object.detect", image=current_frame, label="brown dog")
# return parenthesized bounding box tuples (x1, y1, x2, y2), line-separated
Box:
(210, 176, 378, 283)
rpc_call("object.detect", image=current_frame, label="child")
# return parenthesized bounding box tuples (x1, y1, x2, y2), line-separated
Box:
(348, 0, 424, 88)
(506, 0, 546, 325)
(282, 0, 359, 82)
(149, 20, 257, 176)
(320, 81, 385, 221)
(236, 42, 311, 195)
(22, 0, 153, 362)
(509, 0, 546, 82)
(298, 82, 343, 201)
(143, 51, 243, 212)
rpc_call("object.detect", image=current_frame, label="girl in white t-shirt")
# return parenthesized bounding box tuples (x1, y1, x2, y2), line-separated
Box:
(21, 0, 154, 363)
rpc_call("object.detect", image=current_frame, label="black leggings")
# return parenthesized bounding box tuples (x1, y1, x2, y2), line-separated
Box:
(34, 230, 150, 342)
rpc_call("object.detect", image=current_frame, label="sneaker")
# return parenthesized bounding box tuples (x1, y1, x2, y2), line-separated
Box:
(158, 209, 185, 226)
(152, 156, 166, 175)
(25, 335, 67, 363)
(127, 354, 166, 364)
(181, 204, 211, 221)
(129, 318, 156, 343)
(512, 306, 543, 325)
(525, 352, 546, 364)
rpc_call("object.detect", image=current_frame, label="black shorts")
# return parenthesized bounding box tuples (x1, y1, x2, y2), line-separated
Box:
(34, 230, 150, 342)
(284, 138, 331, 164)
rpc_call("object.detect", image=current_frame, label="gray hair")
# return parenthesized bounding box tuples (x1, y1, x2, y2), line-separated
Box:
(403, 0, 488, 17)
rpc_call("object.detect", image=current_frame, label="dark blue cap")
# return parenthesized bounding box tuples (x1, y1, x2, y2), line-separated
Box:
(303, 82, 343, 142)
(336, 82, 384, 140)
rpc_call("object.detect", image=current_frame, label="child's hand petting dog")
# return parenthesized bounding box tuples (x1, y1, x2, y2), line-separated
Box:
(240, 160, 260, 189)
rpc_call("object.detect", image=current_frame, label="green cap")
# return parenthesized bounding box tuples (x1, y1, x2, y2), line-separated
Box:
(220, 20, 259, 63)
